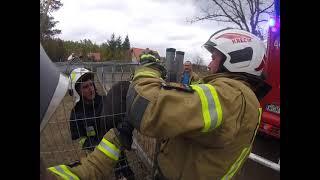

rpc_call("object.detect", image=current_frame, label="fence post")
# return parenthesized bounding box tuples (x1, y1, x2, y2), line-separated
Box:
(165, 48, 176, 82)
(111, 64, 115, 84)
(175, 51, 184, 83)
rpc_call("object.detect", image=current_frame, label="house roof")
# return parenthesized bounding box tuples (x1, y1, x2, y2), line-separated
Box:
(88, 52, 101, 61)
(131, 48, 145, 60)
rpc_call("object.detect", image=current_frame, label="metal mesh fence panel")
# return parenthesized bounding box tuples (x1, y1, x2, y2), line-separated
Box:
(40, 62, 158, 180)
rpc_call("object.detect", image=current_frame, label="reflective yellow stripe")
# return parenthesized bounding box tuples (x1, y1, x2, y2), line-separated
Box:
(141, 54, 156, 59)
(140, 54, 160, 61)
(258, 108, 262, 123)
(97, 138, 120, 161)
(87, 130, 96, 137)
(206, 84, 223, 129)
(191, 84, 223, 132)
(48, 165, 80, 180)
(133, 71, 160, 80)
(71, 71, 76, 82)
(221, 108, 262, 179)
(221, 147, 251, 180)
(255, 108, 262, 136)
(191, 85, 211, 132)
(78, 137, 87, 146)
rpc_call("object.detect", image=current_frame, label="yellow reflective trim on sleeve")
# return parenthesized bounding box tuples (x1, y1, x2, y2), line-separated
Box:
(141, 54, 156, 60)
(60, 165, 80, 180)
(205, 84, 223, 129)
(191, 84, 223, 132)
(191, 85, 211, 132)
(48, 167, 69, 180)
(48, 165, 80, 180)
(133, 71, 160, 80)
(221, 147, 251, 180)
(71, 71, 76, 82)
(78, 137, 87, 146)
(101, 138, 120, 154)
(253, 107, 263, 139)
(258, 107, 262, 123)
(97, 138, 120, 161)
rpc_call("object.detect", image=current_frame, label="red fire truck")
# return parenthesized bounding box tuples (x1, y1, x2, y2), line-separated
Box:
(258, 0, 280, 139)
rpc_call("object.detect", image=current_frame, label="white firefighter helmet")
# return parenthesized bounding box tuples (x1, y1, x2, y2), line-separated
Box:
(40, 44, 69, 132)
(67, 53, 75, 61)
(203, 28, 266, 76)
(68, 68, 94, 103)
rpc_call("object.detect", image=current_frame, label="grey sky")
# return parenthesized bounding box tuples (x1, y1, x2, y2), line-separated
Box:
(51, 0, 270, 65)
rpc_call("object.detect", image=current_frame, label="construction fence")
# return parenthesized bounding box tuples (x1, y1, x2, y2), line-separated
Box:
(40, 62, 159, 180)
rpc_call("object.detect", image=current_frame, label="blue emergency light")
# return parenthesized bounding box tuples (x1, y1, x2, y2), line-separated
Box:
(269, 18, 276, 27)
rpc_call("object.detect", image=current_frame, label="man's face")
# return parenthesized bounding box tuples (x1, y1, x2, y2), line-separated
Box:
(207, 49, 224, 74)
(79, 79, 95, 102)
(184, 62, 192, 72)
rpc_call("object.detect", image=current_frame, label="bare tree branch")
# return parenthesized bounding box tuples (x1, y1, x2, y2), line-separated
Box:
(253, 0, 260, 33)
(260, 2, 274, 13)
(221, 0, 238, 14)
(237, 0, 250, 32)
(257, 19, 268, 23)
(224, 0, 243, 20)
(215, 18, 234, 23)
(211, 0, 244, 29)
(189, 0, 271, 39)
(190, 14, 230, 22)
(246, 0, 254, 15)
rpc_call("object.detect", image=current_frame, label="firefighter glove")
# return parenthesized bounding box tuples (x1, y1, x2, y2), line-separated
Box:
(116, 119, 134, 150)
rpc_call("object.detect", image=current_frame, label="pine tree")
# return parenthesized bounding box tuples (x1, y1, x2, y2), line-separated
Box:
(122, 35, 131, 61)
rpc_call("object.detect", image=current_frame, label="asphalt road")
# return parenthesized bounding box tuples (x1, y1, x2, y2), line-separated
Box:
(238, 134, 280, 180)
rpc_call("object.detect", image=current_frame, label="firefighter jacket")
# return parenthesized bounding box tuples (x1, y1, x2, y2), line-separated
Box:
(47, 81, 131, 180)
(180, 71, 200, 85)
(70, 94, 107, 149)
(126, 66, 263, 180)
(48, 129, 121, 180)
(70, 81, 130, 150)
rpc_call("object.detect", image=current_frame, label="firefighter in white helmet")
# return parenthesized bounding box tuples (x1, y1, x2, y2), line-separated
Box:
(67, 53, 75, 61)
(68, 67, 135, 179)
(40, 44, 134, 180)
(123, 28, 271, 179)
(68, 67, 102, 151)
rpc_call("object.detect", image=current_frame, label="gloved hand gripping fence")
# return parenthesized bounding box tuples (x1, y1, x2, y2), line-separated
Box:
(116, 117, 134, 151)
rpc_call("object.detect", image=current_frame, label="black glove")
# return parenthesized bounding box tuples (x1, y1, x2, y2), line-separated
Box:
(139, 49, 167, 79)
(116, 118, 134, 150)
(67, 160, 81, 168)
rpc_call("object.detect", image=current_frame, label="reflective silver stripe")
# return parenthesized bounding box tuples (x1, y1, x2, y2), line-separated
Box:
(55, 166, 74, 180)
(100, 140, 120, 158)
(198, 84, 218, 130)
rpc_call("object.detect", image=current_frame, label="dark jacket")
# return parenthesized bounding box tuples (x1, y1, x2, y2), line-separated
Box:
(69, 81, 131, 149)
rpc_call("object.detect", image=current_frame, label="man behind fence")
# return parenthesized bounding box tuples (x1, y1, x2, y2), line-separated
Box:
(180, 60, 200, 85)
(68, 68, 135, 180)
(43, 28, 271, 180)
